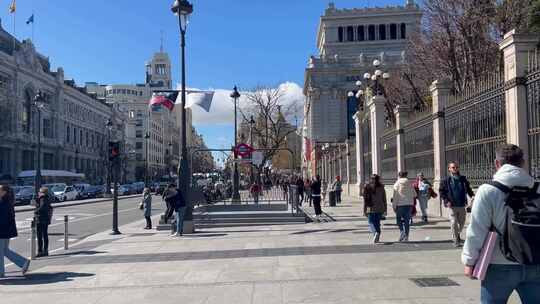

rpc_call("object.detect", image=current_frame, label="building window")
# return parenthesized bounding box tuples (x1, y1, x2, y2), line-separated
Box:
(136, 142, 143, 149)
(136, 130, 143, 138)
(22, 150, 34, 171)
(73, 128, 77, 144)
(346, 26, 354, 41)
(66, 126, 70, 143)
(338, 26, 344, 42)
(357, 26, 365, 41)
(43, 119, 54, 139)
(378, 24, 387, 40)
(43, 153, 54, 170)
(0, 148, 12, 176)
(136, 119, 143, 127)
(390, 24, 397, 40)
(368, 25, 376, 41)
(86, 131, 89, 146)
(400, 23, 407, 39)
(80, 130, 83, 146)
(23, 90, 33, 133)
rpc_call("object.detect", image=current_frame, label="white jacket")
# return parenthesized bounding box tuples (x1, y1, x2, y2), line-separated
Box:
(392, 178, 415, 208)
(461, 164, 535, 266)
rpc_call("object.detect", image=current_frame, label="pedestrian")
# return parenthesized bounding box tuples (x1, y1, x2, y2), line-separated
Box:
(332, 176, 342, 204)
(250, 183, 260, 205)
(363, 174, 387, 243)
(164, 184, 186, 237)
(321, 180, 328, 206)
(439, 161, 475, 247)
(34, 187, 52, 257)
(392, 171, 415, 242)
(304, 179, 312, 207)
(413, 173, 436, 223)
(296, 177, 304, 204)
(0, 185, 31, 277)
(462, 144, 540, 303)
(141, 188, 152, 229)
(280, 179, 289, 201)
(161, 186, 174, 224)
(311, 175, 323, 221)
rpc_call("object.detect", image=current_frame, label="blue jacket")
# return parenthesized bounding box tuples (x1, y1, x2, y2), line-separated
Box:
(0, 196, 18, 239)
(439, 175, 474, 207)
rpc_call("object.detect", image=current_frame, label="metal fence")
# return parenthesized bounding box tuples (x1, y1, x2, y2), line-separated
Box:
(445, 73, 506, 186)
(362, 115, 372, 183)
(349, 142, 357, 184)
(404, 115, 434, 181)
(340, 147, 348, 183)
(527, 48, 540, 180)
(380, 129, 397, 184)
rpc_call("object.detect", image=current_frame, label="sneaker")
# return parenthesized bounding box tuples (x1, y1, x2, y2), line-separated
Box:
(22, 260, 30, 275)
(373, 233, 380, 244)
(173, 233, 182, 237)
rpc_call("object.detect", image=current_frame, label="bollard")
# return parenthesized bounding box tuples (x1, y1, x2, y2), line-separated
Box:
(64, 215, 69, 250)
(30, 219, 36, 260)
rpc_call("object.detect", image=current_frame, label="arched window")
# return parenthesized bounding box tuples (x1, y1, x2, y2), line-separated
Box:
(368, 25, 376, 41)
(346, 26, 354, 41)
(23, 89, 33, 133)
(357, 26, 365, 41)
(400, 23, 407, 39)
(338, 27, 344, 42)
(378, 24, 387, 40)
(390, 24, 397, 40)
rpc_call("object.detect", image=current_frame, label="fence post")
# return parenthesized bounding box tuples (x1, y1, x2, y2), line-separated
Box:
(368, 95, 387, 175)
(345, 140, 351, 196)
(431, 79, 452, 217)
(354, 112, 365, 194)
(64, 215, 69, 250)
(30, 219, 36, 260)
(500, 30, 539, 168)
(394, 105, 410, 173)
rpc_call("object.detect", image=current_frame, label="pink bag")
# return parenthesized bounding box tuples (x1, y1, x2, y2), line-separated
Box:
(472, 231, 498, 281)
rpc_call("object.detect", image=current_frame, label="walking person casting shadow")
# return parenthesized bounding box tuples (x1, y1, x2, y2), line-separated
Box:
(164, 184, 187, 237)
(0, 185, 31, 278)
(140, 188, 152, 229)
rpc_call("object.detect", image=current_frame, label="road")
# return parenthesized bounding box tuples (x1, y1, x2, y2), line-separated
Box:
(11, 196, 166, 259)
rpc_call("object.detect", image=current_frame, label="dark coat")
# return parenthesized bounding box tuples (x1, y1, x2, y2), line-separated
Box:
(0, 196, 18, 239)
(34, 195, 52, 225)
(311, 180, 322, 196)
(363, 184, 387, 214)
(142, 193, 152, 217)
(165, 190, 186, 211)
(439, 175, 474, 207)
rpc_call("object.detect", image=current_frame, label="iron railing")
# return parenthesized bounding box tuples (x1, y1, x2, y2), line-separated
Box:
(380, 129, 397, 184)
(404, 116, 434, 181)
(527, 48, 540, 180)
(349, 142, 357, 184)
(362, 116, 372, 183)
(445, 76, 506, 186)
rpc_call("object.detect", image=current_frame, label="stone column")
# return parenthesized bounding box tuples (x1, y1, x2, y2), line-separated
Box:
(431, 79, 453, 217)
(367, 95, 386, 175)
(354, 112, 364, 192)
(500, 30, 539, 168)
(345, 140, 351, 195)
(394, 105, 409, 172)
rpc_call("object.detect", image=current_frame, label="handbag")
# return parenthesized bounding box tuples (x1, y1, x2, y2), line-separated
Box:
(429, 187, 438, 199)
(139, 202, 144, 210)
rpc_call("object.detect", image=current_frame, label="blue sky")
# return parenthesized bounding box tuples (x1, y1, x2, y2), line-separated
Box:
(2, 0, 406, 163)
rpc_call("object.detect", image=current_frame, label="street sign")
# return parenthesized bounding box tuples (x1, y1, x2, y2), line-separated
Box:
(234, 143, 254, 158)
(252, 151, 263, 165)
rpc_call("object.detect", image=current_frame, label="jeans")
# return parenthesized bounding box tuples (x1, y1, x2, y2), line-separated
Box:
(144, 216, 152, 229)
(481, 264, 540, 304)
(0, 239, 29, 275)
(312, 196, 322, 215)
(418, 195, 429, 218)
(175, 207, 186, 235)
(396, 206, 413, 240)
(367, 213, 382, 234)
(36, 223, 49, 254)
(335, 190, 342, 203)
(450, 207, 467, 242)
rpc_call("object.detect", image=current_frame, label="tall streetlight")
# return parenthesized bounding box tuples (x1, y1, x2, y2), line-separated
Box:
(33, 91, 46, 196)
(249, 115, 256, 183)
(230, 86, 241, 202)
(348, 59, 390, 110)
(106, 119, 121, 235)
(172, 0, 194, 230)
(144, 131, 150, 186)
(104, 120, 112, 197)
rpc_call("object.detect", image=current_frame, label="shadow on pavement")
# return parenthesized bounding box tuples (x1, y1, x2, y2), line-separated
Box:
(182, 233, 228, 238)
(41, 250, 107, 260)
(0, 272, 94, 285)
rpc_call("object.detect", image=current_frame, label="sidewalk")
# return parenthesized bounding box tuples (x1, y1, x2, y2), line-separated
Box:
(1, 197, 521, 303)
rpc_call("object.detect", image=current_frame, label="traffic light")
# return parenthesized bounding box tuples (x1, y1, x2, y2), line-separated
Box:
(109, 141, 120, 162)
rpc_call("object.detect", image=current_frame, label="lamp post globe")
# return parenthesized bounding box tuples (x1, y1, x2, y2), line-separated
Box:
(383, 72, 390, 80)
(363, 72, 371, 80)
(355, 80, 362, 87)
(373, 59, 381, 67)
(347, 91, 354, 98)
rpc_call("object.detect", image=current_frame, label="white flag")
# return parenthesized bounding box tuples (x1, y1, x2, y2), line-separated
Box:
(184, 91, 215, 112)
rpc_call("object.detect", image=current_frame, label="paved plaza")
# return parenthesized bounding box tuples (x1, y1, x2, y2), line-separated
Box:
(1, 197, 521, 303)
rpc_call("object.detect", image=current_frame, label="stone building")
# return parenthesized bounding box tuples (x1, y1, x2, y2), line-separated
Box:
(0, 21, 123, 184)
(85, 50, 186, 182)
(302, 0, 422, 177)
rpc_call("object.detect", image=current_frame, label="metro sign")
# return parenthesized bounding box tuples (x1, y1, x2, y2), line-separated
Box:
(234, 143, 254, 158)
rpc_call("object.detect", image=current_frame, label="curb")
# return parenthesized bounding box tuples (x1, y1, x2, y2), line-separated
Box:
(15, 194, 141, 213)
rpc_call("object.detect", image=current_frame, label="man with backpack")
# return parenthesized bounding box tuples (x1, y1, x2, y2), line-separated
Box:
(462, 144, 540, 303)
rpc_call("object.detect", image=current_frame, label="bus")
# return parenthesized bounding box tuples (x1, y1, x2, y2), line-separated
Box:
(16, 170, 85, 186)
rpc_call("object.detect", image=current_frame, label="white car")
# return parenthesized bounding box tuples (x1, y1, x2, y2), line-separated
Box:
(52, 185, 79, 202)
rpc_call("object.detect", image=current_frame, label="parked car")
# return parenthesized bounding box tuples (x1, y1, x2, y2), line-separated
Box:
(52, 185, 79, 202)
(74, 183, 92, 199)
(15, 186, 35, 205)
(131, 182, 145, 194)
(111, 185, 131, 196)
(80, 185, 104, 199)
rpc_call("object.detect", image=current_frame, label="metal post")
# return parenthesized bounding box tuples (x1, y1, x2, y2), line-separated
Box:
(30, 219, 36, 260)
(111, 161, 121, 235)
(145, 109, 150, 187)
(232, 88, 241, 202)
(64, 215, 69, 250)
(35, 107, 41, 197)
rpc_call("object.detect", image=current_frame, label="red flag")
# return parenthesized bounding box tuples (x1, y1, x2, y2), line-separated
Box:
(149, 91, 178, 111)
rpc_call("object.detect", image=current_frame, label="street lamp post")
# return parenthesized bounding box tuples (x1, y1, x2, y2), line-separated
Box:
(33, 91, 46, 196)
(144, 131, 150, 186)
(106, 119, 121, 235)
(172, 0, 194, 232)
(230, 86, 241, 202)
(348, 59, 390, 111)
(249, 115, 255, 184)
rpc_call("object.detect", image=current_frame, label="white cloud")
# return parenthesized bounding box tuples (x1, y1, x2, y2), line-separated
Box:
(179, 82, 305, 126)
